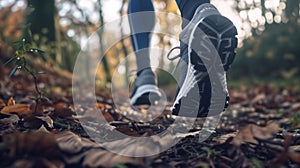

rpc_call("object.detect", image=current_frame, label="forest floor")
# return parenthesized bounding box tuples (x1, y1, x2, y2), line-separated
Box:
(1, 64, 300, 168)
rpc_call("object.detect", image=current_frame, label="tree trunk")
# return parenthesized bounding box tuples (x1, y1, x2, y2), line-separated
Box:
(25, 0, 56, 59)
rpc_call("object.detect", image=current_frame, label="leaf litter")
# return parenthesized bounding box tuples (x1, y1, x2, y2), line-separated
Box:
(1, 66, 300, 167)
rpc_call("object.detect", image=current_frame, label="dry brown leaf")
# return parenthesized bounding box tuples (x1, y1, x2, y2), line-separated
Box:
(0, 114, 19, 125)
(102, 111, 115, 122)
(251, 93, 266, 104)
(53, 102, 74, 117)
(55, 131, 150, 167)
(94, 102, 105, 109)
(54, 102, 67, 109)
(36, 115, 54, 128)
(214, 132, 238, 144)
(7, 97, 15, 106)
(36, 124, 50, 133)
(11, 159, 64, 168)
(230, 90, 247, 103)
(28, 98, 53, 116)
(77, 108, 114, 122)
(290, 103, 300, 112)
(289, 145, 300, 152)
(273, 135, 300, 165)
(102, 133, 175, 158)
(288, 152, 300, 163)
(233, 122, 280, 146)
(115, 127, 140, 137)
(1, 104, 31, 116)
(3, 131, 62, 159)
(23, 115, 53, 129)
(82, 149, 147, 168)
(55, 131, 98, 153)
(23, 116, 43, 129)
(0, 98, 6, 107)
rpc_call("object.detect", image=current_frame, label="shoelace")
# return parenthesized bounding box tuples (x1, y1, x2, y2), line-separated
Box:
(166, 46, 180, 61)
(166, 46, 181, 75)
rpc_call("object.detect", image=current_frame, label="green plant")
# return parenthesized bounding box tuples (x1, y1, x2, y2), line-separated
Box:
(201, 146, 213, 158)
(291, 111, 300, 127)
(251, 157, 264, 168)
(5, 37, 46, 112)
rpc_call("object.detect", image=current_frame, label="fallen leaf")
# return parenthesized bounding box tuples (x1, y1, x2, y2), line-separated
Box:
(233, 122, 280, 145)
(55, 131, 98, 153)
(1, 104, 31, 116)
(288, 152, 300, 163)
(0, 114, 19, 125)
(290, 103, 300, 112)
(36, 124, 50, 133)
(251, 93, 266, 104)
(29, 103, 44, 116)
(253, 104, 266, 112)
(94, 102, 105, 109)
(3, 131, 62, 159)
(11, 158, 64, 168)
(214, 132, 238, 144)
(7, 97, 15, 106)
(102, 133, 175, 158)
(289, 145, 300, 152)
(23, 116, 43, 129)
(55, 131, 149, 167)
(54, 102, 67, 110)
(102, 111, 115, 122)
(36, 116, 54, 128)
(53, 102, 74, 117)
(115, 127, 140, 137)
(77, 108, 115, 122)
(0, 98, 5, 107)
(229, 90, 247, 104)
(29, 98, 53, 116)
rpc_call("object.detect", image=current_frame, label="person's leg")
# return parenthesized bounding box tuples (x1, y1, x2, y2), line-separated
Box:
(128, 0, 161, 105)
(171, 0, 238, 117)
(128, 0, 154, 74)
(175, 0, 210, 27)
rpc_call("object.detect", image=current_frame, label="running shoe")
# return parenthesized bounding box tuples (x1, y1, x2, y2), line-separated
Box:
(130, 68, 161, 105)
(172, 3, 238, 117)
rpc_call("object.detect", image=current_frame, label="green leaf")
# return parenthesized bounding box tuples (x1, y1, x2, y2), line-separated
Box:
(13, 40, 23, 48)
(114, 164, 127, 168)
(4, 57, 16, 65)
(201, 164, 210, 168)
(251, 157, 263, 168)
(276, 108, 285, 116)
(201, 147, 212, 157)
(16, 50, 24, 56)
(24, 44, 31, 51)
(9, 66, 19, 78)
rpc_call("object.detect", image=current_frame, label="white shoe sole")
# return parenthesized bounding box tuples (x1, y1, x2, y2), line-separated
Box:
(130, 84, 161, 105)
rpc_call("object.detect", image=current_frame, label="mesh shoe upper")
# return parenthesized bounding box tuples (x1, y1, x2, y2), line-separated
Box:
(172, 3, 237, 117)
(130, 68, 161, 105)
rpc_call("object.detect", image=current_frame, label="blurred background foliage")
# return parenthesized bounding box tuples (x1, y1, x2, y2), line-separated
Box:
(229, 0, 300, 83)
(0, 0, 299, 86)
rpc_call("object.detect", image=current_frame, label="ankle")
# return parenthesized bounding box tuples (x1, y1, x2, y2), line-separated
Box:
(137, 68, 154, 76)
(179, 0, 210, 28)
